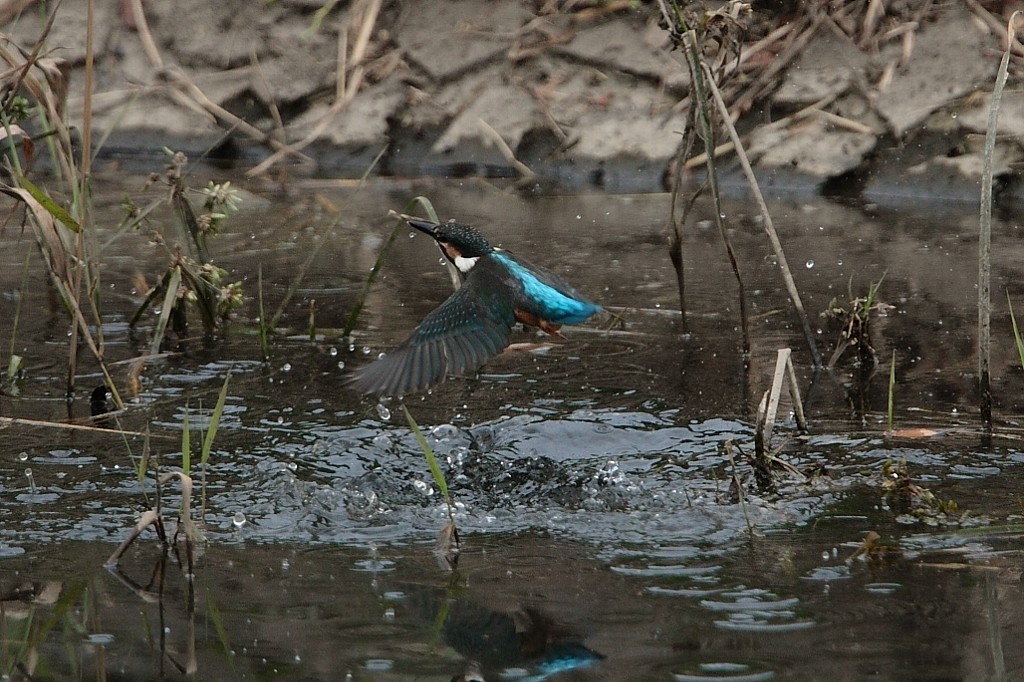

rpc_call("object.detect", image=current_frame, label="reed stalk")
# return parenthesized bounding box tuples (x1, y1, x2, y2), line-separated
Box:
(977, 12, 1018, 430)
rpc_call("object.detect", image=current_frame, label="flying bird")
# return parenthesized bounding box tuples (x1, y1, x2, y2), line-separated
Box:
(349, 218, 601, 395)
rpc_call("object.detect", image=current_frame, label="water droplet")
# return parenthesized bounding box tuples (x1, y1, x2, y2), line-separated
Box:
(329, 346, 338, 356)
(412, 480, 432, 495)
(232, 512, 247, 528)
(821, 550, 830, 561)
(361, 346, 371, 355)
(17, 452, 28, 462)
(281, 362, 292, 372)
(409, 232, 416, 238)
(376, 403, 391, 421)
(576, 214, 582, 220)
(950, 112, 958, 119)
(805, 260, 815, 269)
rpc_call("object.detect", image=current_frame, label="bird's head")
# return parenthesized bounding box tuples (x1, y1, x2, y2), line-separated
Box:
(409, 219, 493, 272)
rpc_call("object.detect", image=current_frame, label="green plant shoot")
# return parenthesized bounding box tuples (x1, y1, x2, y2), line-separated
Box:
(403, 404, 451, 507)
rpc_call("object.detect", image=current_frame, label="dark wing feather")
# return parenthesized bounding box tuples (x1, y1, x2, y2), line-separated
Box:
(349, 269, 516, 396)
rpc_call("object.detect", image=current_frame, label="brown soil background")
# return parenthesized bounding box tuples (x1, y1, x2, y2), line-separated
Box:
(2, 0, 1023, 201)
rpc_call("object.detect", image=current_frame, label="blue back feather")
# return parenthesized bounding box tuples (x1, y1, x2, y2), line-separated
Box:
(494, 253, 600, 325)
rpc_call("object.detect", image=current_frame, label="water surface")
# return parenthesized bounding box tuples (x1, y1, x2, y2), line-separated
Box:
(1, 178, 1022, 680)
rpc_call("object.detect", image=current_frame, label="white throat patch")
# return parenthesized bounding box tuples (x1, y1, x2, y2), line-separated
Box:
(454, 255, 479, 273)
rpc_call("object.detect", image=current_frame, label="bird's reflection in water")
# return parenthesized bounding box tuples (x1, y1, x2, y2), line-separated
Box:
(404, 588, 603, 682)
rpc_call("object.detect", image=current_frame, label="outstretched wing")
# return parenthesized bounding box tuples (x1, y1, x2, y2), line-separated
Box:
(348, 276, 516, 396)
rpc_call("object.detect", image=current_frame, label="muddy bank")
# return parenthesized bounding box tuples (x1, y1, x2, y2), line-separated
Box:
(4, 1, 1024, 199)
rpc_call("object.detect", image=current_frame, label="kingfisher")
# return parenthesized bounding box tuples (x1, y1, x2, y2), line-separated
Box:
(349, 218, 601, 396)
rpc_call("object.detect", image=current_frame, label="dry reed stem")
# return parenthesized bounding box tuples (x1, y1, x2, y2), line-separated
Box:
(727, 15, 819, 121)
(0, 415, 153, 436)
(683, 94, 838, 169)
(978, 10, 1020, 430)
(127, 0, 312, 163)
(246, 0, 383, 177)
(965, 0, 1024, 59)
(700, 60, 822, 367)
(477, 118, 536, 178)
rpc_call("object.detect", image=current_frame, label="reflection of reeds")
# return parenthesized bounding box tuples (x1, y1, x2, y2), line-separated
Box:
(1009, 294, 1024, 372)
(342, 196, 443, 337)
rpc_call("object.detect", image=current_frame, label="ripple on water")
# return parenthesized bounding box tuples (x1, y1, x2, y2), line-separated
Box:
(673, 662, 777, 681)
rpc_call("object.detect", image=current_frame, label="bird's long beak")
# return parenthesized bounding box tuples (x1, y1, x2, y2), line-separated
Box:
(407, 219, 438, 238)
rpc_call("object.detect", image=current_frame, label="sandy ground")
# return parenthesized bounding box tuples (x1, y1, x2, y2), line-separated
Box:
(2, 0, 1022, 201)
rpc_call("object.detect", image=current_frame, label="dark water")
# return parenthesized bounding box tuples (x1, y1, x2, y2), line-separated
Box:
(2, 178, 1023, 680)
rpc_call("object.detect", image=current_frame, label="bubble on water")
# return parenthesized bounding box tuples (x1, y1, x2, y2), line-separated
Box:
(821, 550, 830, 561)
(805, 260, 815, 269)
(382, 607, 396, 621)
(329, 346, 338, 356)
(361, 346, 372, 355)
(431, 424, 458, 440)
(337, 361, 346, 370)
(232, 512, 247, 528)
(376, 403, 391, 421)
(85, 633, 115, 646)
(281, 362, 292, 372)
(409, 232, 416, 238)
(18, 452, 28, 462)
(281, 559, 290, 571)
